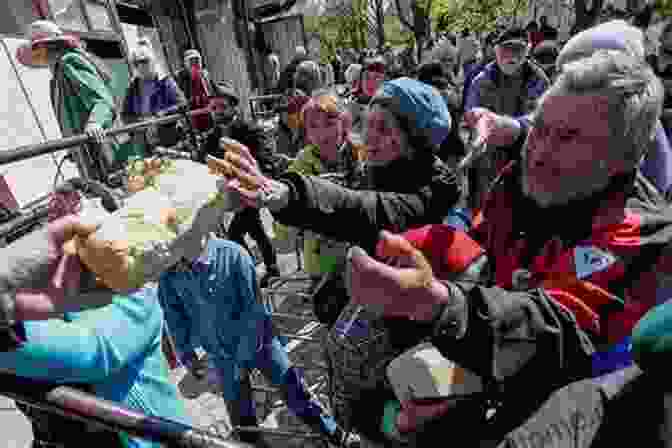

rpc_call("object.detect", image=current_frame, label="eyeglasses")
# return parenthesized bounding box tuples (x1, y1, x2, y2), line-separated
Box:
(133, 59, 151, 67)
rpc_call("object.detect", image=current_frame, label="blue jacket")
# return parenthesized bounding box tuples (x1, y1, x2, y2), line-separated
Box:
(0, 286, 190, 448)
(158, 238, 271, 400)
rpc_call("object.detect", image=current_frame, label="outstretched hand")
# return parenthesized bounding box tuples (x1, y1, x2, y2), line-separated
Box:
(1, 215, 114, 320)
(347, 230, 450, 322)
(463, 107, 522, 148)
(208, 138, 290, 211)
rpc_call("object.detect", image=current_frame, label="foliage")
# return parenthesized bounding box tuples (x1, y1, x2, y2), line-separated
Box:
(304, 13, 413, 60)
(433, 0, 528, 35)
(655, 0, 672, 17)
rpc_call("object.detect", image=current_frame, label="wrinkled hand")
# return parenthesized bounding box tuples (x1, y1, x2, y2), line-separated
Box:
(462, 107, 522, 147)
(1, 215, 113, 320)
(347, 230, 450, 321)
(209, 138, 290, 211)
(85, 123, 106, 145)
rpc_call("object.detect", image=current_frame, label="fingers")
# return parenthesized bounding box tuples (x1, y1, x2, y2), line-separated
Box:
(376, 230, 417, 260)
(49, 215, 100, 248)
(207, 153, 261, 191)
(226, 157, 263, 191)
(220, 137, 257, 167)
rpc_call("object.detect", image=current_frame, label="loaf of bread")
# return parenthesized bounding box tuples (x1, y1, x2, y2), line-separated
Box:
(69, 159, 238, 292)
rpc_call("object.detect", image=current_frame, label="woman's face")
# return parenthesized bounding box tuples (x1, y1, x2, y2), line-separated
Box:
(304, 106, 344, 162)
(364, 104, 408, 166)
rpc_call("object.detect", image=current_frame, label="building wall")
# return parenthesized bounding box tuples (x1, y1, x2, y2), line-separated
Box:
(192, 0, 257, 118)
(259, 15, 307, 70)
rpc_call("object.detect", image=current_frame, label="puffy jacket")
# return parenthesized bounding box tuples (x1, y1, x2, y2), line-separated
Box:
(273, 152, 462, 254)
(464, 60, 549, 118)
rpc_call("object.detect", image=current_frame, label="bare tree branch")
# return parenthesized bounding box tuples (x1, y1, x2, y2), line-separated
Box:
(395, 0, 413, 30)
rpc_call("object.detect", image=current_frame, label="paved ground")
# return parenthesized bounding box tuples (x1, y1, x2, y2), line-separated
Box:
(0, 209, 331, 448)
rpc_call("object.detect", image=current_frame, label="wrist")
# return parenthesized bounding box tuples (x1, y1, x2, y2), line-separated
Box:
(413, 279, 451, 322)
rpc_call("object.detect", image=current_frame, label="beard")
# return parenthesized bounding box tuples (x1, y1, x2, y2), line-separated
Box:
(521, 149, 612, 208)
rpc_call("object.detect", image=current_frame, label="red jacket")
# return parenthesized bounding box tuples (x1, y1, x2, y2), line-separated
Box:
(400, 162, 672, 347)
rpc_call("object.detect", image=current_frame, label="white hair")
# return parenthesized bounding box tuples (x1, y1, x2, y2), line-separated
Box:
(542, 49, 663, 165)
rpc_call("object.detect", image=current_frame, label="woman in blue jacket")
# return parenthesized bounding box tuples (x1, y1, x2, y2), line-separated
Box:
(0, 282, 190, 448)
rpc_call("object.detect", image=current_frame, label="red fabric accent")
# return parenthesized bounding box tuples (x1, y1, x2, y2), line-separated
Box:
(190, 65, 211, 131)
(401, 225, 485, 280)
(442, 165, 661, 340)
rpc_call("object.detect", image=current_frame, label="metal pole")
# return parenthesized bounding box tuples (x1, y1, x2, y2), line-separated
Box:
(0, 372, 250, 448)
(106, 0, 134, 78)
(0, 107, 211, 166)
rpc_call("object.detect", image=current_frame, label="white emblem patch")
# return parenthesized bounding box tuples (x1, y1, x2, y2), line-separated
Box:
(574, 246, 617, 280)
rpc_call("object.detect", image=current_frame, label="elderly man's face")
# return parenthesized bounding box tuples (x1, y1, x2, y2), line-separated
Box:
(522, 94, 624, 207)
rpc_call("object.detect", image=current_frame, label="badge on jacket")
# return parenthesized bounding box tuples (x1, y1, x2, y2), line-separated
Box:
(574, 246, 617, 280)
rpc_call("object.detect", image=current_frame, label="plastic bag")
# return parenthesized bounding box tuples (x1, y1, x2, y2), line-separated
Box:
(68, 159, 238, 292)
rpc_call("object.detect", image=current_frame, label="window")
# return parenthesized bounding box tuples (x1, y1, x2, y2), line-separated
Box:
(48, 0, 88, 32)
(83, 0, 113, 31)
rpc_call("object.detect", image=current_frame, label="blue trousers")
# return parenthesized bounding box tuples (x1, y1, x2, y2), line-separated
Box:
(158, 238, 337, 435)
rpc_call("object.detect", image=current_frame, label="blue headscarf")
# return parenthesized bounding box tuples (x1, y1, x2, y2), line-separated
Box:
(371, 77, 452, 152)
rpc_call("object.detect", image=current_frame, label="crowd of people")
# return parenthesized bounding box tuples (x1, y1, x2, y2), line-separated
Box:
(1, 13, 672, 448)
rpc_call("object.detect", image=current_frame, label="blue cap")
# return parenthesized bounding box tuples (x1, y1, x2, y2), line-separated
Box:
(372, 77, 451, 151)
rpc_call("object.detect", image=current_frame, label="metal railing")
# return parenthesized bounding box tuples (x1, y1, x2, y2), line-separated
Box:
(0, 107, 212, 167)
(0, 372, 248, 448)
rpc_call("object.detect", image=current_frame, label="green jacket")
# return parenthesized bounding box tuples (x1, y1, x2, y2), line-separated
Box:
(51, 48, 116, 136)
(50, 48, 123, 166)
(276, 144, 348, 276)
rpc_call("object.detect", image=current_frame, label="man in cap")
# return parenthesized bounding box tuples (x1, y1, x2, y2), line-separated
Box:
(174, 49, 217, 131)
(463, 26, 550, 210)
(205, 81, 281, 285)
(175, 49, 217, 100)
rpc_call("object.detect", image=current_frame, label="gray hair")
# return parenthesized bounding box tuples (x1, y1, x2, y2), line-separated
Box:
(542, 49, 663, 165)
